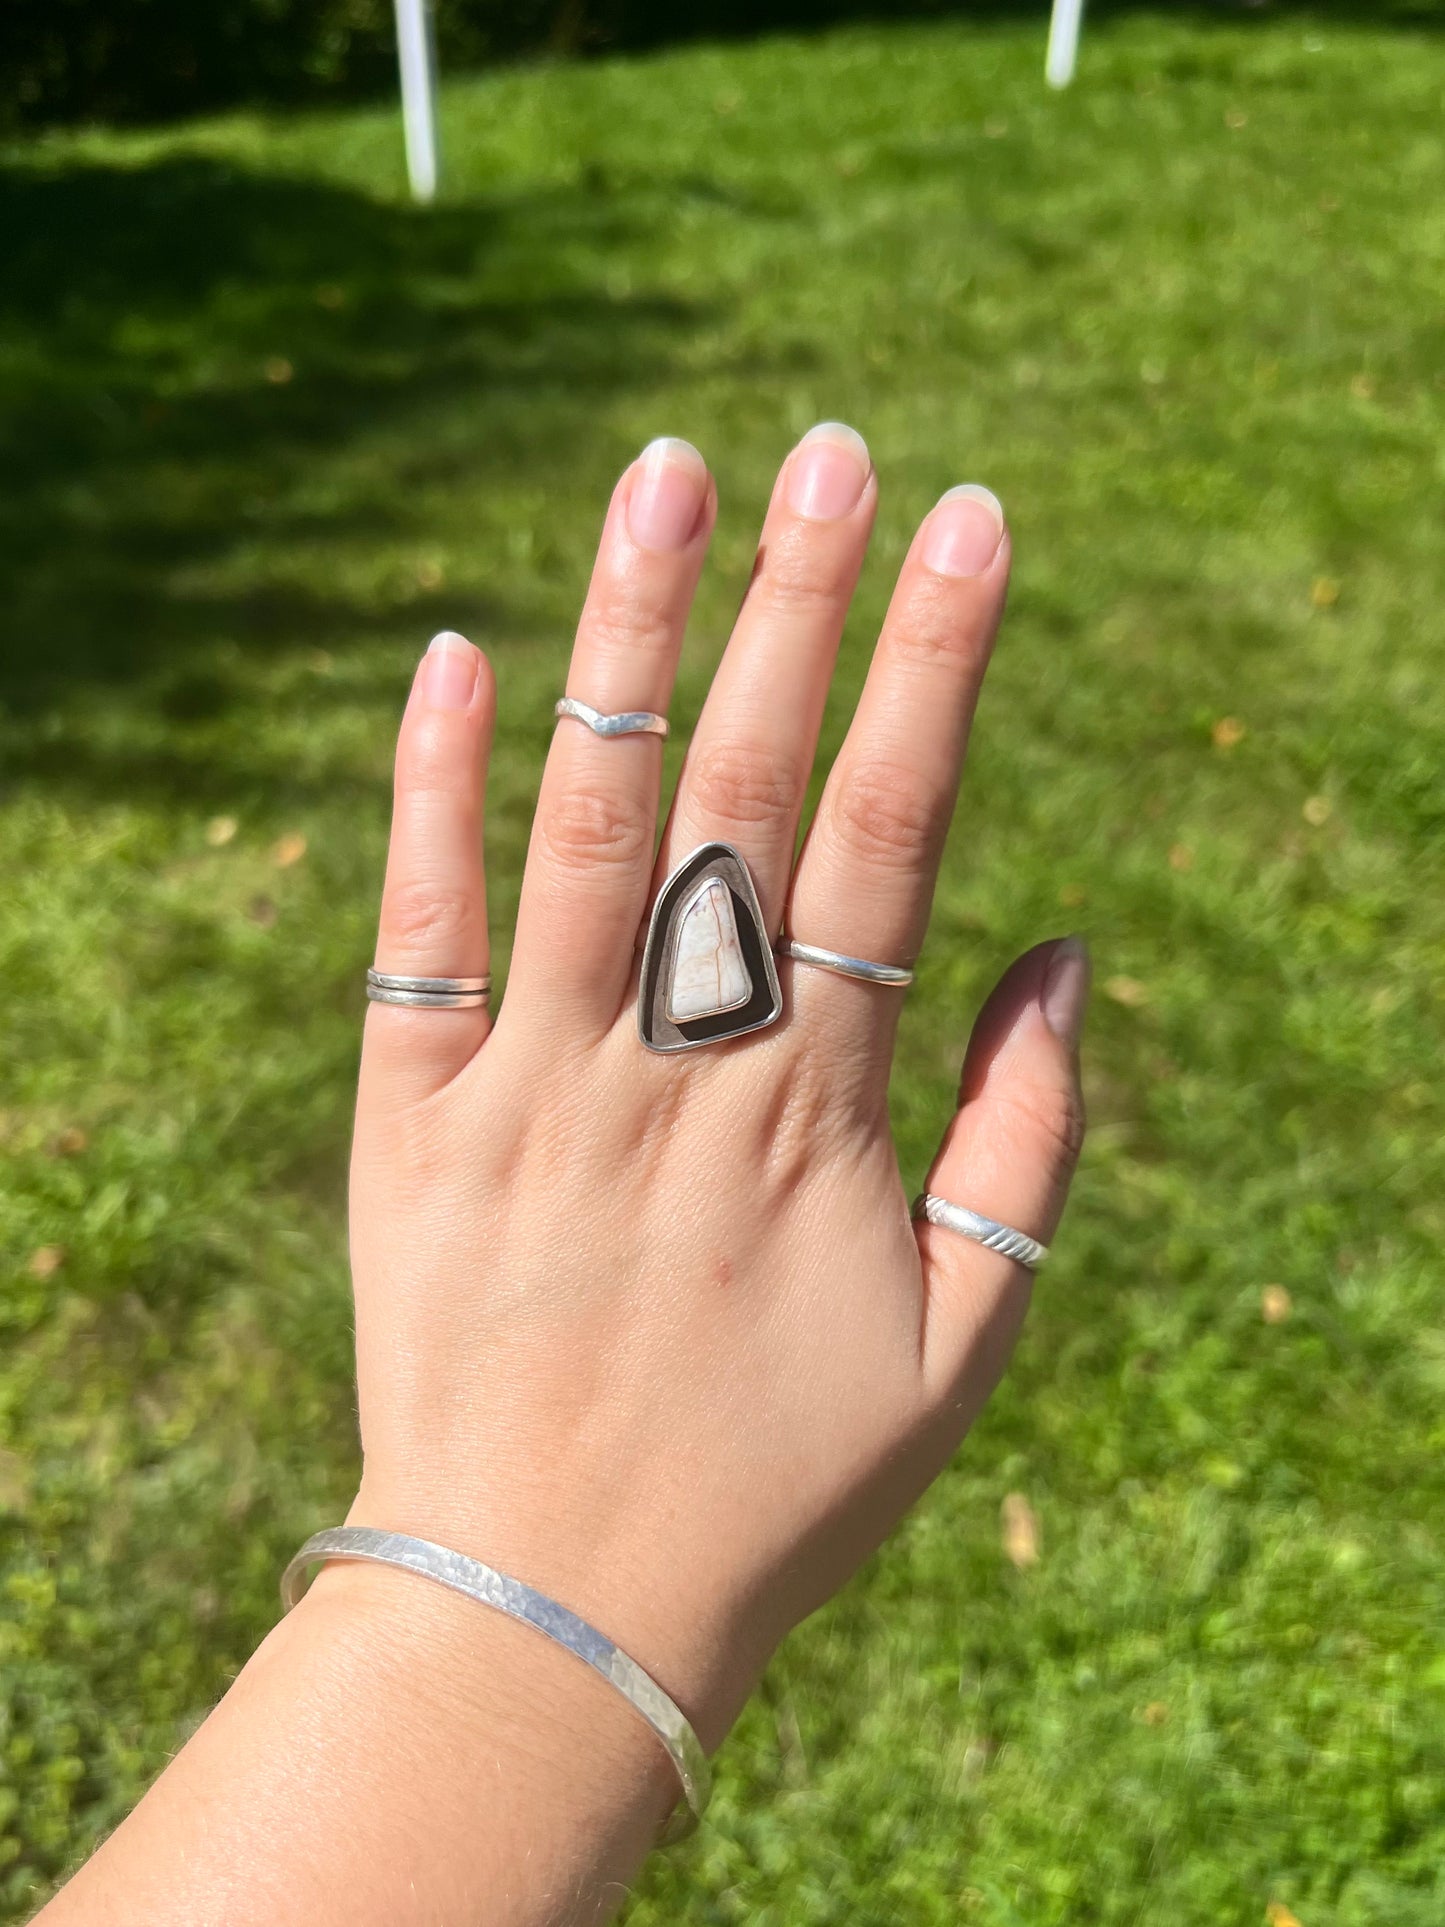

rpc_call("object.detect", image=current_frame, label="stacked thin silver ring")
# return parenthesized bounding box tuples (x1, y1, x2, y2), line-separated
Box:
(366, 969, 491, 1010)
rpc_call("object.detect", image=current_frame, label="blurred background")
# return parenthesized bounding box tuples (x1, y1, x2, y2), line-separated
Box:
(2, 2, 1442, 1921)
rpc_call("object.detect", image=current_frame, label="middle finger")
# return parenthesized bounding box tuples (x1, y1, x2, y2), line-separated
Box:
(656, 422, 876, 940)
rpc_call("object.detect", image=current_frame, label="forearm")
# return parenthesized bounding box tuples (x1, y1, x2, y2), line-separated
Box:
(38, 1564, 681, 1927)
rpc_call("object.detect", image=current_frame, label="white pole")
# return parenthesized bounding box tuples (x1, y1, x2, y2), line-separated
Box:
(394, 0, 440, 202)
(1045, 0, 1085, 89)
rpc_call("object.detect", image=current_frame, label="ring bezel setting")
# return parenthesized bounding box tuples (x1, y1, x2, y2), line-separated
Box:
(638, 843, 782, 1053)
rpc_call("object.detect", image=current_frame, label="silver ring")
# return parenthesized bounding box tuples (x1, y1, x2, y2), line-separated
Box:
(637, 842, 782, 1052)
(778, 939, 914, 988)
(366, 968, 491, 1009)
(912, 1193, 1049, 1269)
(555, 696, 669, 739)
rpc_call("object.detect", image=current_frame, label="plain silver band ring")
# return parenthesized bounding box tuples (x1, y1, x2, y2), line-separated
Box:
(912, 1193, 1049, 1269)
(778, 939, 914, 988)
(555, 696, 669, 739)
(366, 968, 491, 1009)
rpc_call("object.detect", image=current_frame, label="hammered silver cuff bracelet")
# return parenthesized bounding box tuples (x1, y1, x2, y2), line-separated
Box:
(280, 1526, 710, 1840)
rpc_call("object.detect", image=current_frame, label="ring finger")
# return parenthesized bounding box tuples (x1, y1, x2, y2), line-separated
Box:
(656, 422, 877, 943)
(785, 484, 1011, 1062)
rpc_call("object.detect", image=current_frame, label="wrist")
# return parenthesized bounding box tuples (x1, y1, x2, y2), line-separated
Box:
(341, 1481, 769, 1754)
(293, 1554, 684, 1832)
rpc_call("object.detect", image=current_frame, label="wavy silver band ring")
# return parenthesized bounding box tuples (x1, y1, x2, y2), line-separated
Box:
(913, 1193, 1049, 1269)
(366, 969, 491, 1009)
(555, 696, 669, 739)
(778, 938, 914, 988)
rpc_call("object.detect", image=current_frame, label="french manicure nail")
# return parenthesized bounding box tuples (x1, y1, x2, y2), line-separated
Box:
(627, 437, 709, 552)
(422, 630, 479, 712)
(1041, 935, 1091, 1048)
(921, 484, 1005, 578)
(785, 421, 871, 521)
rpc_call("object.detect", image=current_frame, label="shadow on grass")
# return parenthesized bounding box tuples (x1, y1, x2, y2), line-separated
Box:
(0, 154, 698, 791)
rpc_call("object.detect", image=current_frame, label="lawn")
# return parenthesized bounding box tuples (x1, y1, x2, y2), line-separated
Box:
(2, 7, 1443, 1922)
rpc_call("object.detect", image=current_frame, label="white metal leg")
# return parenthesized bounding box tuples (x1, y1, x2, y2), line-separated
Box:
(1045, 0, 1085, 90)
(394, 0, 440, 202)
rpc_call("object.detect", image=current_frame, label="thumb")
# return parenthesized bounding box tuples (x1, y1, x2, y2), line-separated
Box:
(915, 936, 1089, 1403)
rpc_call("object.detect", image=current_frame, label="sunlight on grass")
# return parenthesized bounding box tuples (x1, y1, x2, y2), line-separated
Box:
(2, 10, 1443, 1921)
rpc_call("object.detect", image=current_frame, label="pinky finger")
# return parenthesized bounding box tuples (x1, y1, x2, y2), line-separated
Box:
(916, 937, 1089, 1406)
(362, 631, 496, 1104)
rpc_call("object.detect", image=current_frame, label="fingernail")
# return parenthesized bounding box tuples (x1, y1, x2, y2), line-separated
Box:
(422, 630, 479, 711)
(1041, 936, 1091, 1048)
(921, 485, 1005, 578)
(627, 437, 709, 552)
(785, 421, 871, 521)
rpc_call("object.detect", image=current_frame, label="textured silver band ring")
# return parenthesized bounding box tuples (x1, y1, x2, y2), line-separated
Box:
(778, 938, 914, 988)
(366, 968, 491, 1009)
(555, 696, 669, 739)
(912, 1193, 1049, 1269)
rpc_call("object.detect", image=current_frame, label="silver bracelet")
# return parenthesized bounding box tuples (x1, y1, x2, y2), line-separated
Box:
(280, 1526, 710, 1840)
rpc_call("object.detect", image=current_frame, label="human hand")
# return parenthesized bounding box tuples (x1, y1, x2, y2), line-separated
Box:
(345, 425, 1087, 1758)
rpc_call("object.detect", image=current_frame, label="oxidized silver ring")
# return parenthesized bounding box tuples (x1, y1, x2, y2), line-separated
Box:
(778, 938, 914, 988)
(638, 842, 782, 1052)
(913, 1193, 1049, 1269)
(366, 969, 491, 1009)
(555, 696, 669, 739)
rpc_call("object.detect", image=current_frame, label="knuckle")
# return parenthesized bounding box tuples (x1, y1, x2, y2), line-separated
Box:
(539, 784, 652, 874)
(755, 542, 855, 619)
(397, 723, 475, 800)
(381, 881, 483, 957)
(995, 1078, 1087, 1172)
(579, 599, 678, 669)
(687, 741, 799, 828)
(833, 761, 943, 865)
(886, 584, 995, 673)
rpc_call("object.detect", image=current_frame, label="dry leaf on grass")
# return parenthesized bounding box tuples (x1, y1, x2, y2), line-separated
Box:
(1262, 1285, 1293, 1324)
(1104, 975, 1149, 1009)
(1211, 716, 1245, 749)
(264, 356, 294, 385)
(1310, 576, 1340, 608)
(1001, 1492, 1040, 1568)
(1266, 1904, 1304, 1927)
(206, 815, 238, 848)
(272, 833, 308, 868)
(27, 1245, 66, 1280)
(47, 1126, 89, 1158)
(1302, 795, 1332, 826)
(1169, 843, 1194, 873)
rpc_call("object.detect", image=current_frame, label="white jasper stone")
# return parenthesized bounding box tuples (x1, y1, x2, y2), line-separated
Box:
(666, 876, 753, 1021)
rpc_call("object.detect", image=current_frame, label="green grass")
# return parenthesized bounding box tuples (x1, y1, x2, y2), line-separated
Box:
(3, 10, 1444, 1922)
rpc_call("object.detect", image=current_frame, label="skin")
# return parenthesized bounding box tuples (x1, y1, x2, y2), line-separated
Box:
(37, 425, 1088, 1927)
